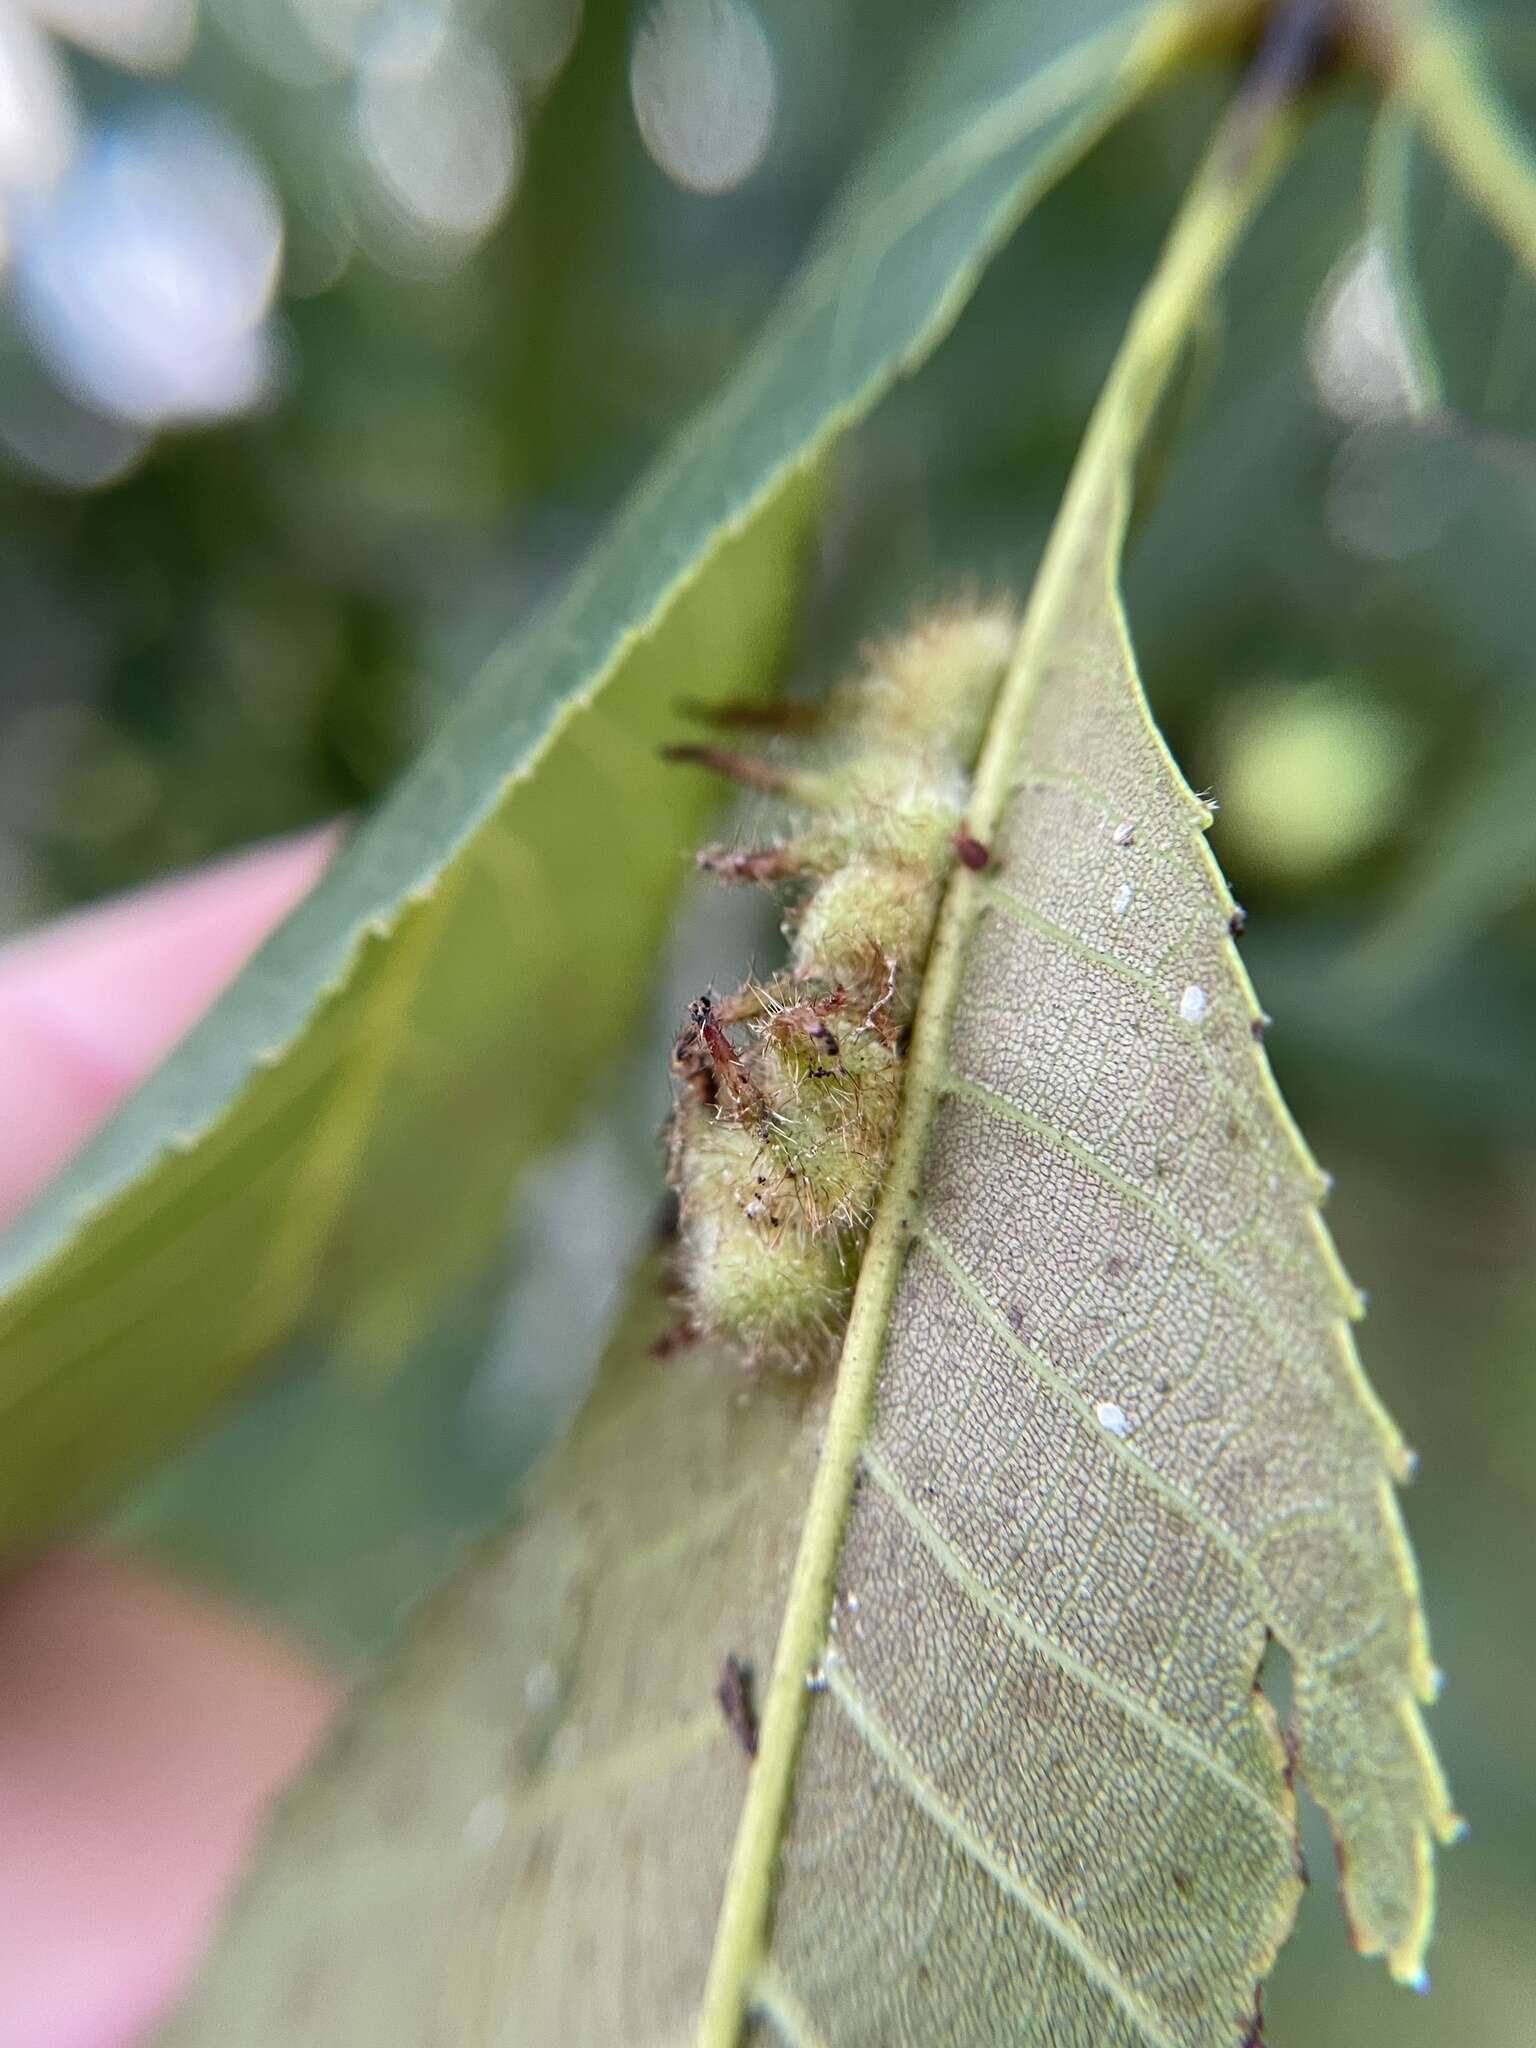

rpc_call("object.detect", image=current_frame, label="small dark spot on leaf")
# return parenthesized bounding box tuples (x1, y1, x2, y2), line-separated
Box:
(651, 1191, 680, 1245)
(1172, 1868, 1193, 1897)
(1251, 1016, 1269, 1043)
(1228, 905, 1248, 938)
(1006, 1302, 1027, 1334)
(954, 831, 991, 871)
(651, 1318, 698, 1359)
(716, 1653, 758, 1759)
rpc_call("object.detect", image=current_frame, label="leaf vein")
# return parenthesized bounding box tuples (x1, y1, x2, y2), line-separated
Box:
(824, 1666, 1184, 2048)
(915, 1224, 1270, 1604)
(859, 1442, 1291, 1838)
(1008, 761, 1188, 844)
(751, 1965, 835, 2048)
(977, 880, 1300, 1171)
(940, 1067, 1345, 1361)
(510, 1710, 722, 1828)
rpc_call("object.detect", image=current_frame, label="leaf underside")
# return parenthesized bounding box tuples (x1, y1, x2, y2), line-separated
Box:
(157, 1280, 821, 2048)
(0, 0, 1187, 1551)
(711, 188, 1455, 2048)
(159, 84, 1456, 2048)
(747, 471, 1450, 2042)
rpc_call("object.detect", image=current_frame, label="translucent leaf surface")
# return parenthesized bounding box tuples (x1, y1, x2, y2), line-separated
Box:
(158, 94, 1453, 2048)
(0, 0, 1189, 1550)
(156, 1272, 822, 2048)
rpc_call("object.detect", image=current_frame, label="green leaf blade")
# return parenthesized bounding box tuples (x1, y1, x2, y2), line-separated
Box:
(0, 498, 809, 1545)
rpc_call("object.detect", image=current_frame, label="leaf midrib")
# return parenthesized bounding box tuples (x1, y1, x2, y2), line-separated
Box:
(824, 1665, 1186, 2048)
(694, 94, 1296, 2048)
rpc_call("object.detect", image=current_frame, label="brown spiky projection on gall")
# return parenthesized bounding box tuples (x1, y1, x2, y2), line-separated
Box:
(665, 600, 1018, 1365)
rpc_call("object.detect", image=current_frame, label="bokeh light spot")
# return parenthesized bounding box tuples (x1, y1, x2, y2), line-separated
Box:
(31, 0, 198, 73)
(1308, 234, 1427, 426)
(355, 30, 520, 245)
(0, 6, 78, 195)
(13, 104, 283, 427)
(1325, 423, 1477, 563)
(630, 0, 775, 195)
(1211, 680, 1419, 885)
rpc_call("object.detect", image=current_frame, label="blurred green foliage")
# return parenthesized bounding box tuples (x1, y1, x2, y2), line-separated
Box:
(0, 0, 930, 920)
(0, 4, 1531, 2042)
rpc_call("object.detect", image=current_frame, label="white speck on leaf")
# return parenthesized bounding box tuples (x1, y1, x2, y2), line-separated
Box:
(464, 1793, 507, 1851)
(1179, 984, 1208, 1025)
(1112, 882, 1134, 917)
(523, 1660, 560, 1712)
(1095, 1400, 1131, 1439)
(1112, 821, 1135, 847)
